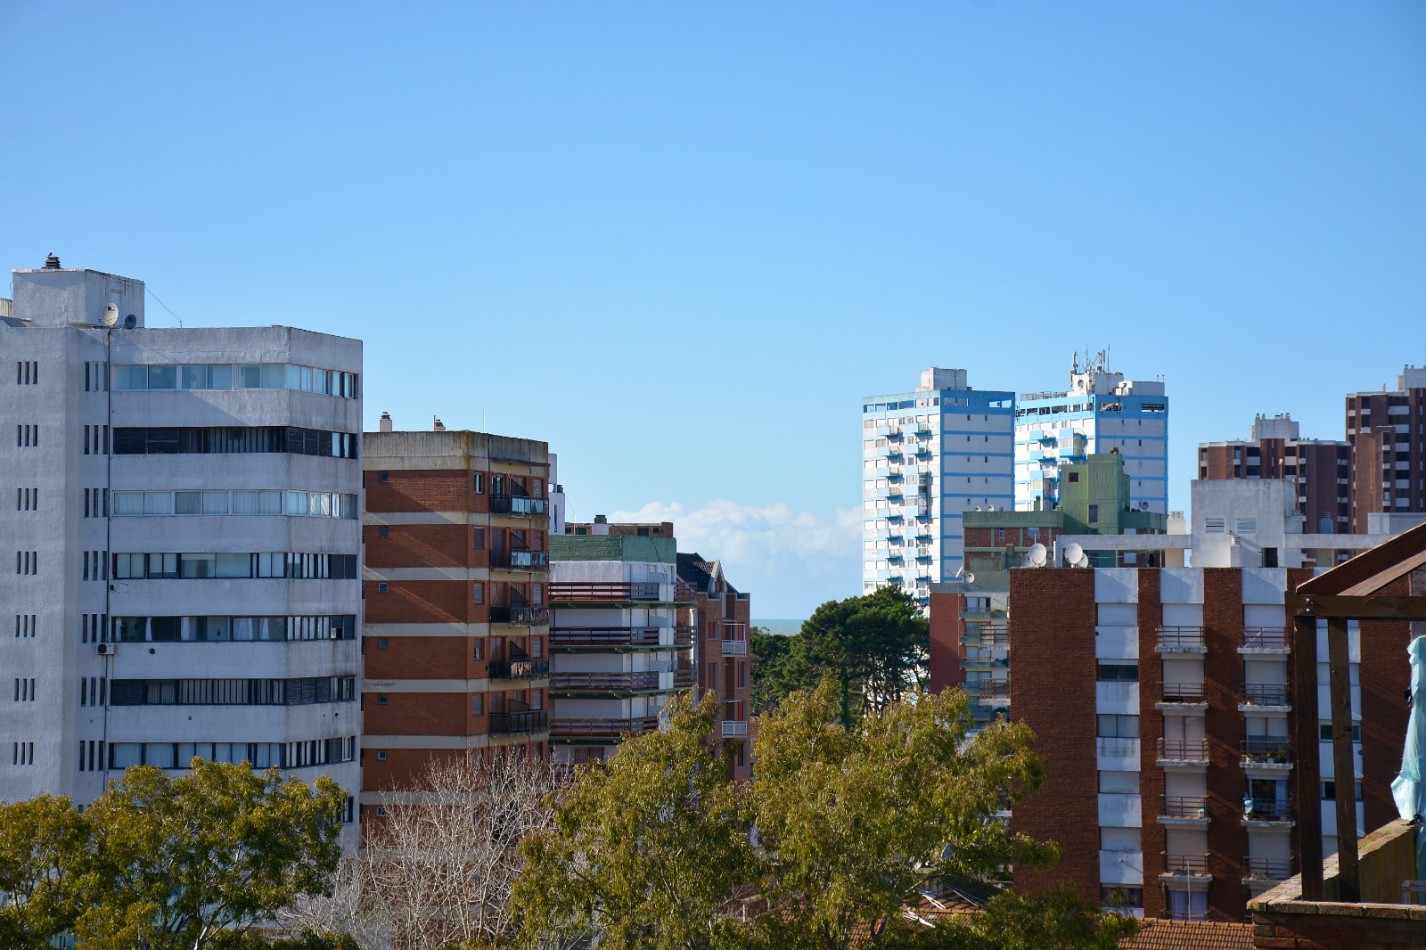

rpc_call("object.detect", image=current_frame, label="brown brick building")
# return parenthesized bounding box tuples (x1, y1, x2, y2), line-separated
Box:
(1346, 366, 1426, 533)
(361, 420, 551, 820)
(677, 552, 753, 781)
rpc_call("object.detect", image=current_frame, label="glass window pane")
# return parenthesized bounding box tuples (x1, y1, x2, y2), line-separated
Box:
(180, 554, 215, 579)
(174, 492, 202, 515)
(144, 492, 172, 515)
(112, 743, 142, 767)
(287, 491, 308, 516)
(202, 491, 228, 514)
(258, 491, 282, 515)
(180, 365, 208, 389)
(145, 743, 175, 768)
(231, 491, 258, 514)
(238, 364, 262, 388)
(113, 492, 144, 516)
(148, 365, 177, 389)
(208, 364, 233, 389)
(261, 364, 285, 388)
(216, 553, 249, 578)
(116, 366, 148, 390)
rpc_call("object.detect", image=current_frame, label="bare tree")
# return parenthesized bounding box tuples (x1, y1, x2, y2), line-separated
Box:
(283, 748, 569, 948)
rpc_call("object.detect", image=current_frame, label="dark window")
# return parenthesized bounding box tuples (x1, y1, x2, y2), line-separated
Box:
(1096, 664, 1138, 682)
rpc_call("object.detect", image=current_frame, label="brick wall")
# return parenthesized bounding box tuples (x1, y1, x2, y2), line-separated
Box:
(365, 469, 488, 514)
(1203, 568, 1249, 919)
(365, 523, 476, 569)
(364, 580, 482, 625)
(1137, 569, 1168, 919)
(928, 590, 964, 693)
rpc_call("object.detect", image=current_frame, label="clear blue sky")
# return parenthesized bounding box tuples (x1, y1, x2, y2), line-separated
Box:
(3, 2, 1423, 617)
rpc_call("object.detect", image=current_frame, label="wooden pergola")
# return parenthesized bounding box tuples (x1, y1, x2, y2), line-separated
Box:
(1285, 519, 1426, 902)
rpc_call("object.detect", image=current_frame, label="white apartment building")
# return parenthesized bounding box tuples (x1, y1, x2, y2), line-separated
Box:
(0, 259, 361, 831)
(862, 368, 1016, 605)
(1015, 351, 1169, 514)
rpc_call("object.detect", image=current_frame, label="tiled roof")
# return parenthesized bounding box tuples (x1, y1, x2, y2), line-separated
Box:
(1119, 919, 1255, 950)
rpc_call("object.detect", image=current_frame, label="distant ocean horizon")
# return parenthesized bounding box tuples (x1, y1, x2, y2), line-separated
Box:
(752, 618, 804, 636)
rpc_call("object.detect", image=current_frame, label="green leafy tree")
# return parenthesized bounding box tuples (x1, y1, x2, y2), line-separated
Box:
(512, 692, 756, 949)
(920, 884, 1139, 949)
(749, 625, 800, 714)
(75, 758, 348, 948)
(0, 794, 89, 948)
(747, 681, 1055, 949)
(797, 586, 929, 725)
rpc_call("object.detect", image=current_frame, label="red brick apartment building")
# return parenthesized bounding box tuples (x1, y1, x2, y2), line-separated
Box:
(1347, 366, 1426, 533)
(360, 420, 551, 821)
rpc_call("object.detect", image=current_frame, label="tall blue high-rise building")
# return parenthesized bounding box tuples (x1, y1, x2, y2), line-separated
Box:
(1014, 351, 1169, 515)
(861, 368, 1016, 606)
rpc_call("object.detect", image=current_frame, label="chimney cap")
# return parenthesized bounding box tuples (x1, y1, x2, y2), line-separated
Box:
(44, 252, 61, 269)
(594, 514, 607, 524)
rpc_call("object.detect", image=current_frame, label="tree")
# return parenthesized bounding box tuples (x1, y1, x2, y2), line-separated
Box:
(283, 748, 569, 949)
(749, 626, 798, 715)
(75, 759, 348, 948)
(795, 587, 929, 725)
(747, 681, 1056, 949)
(0, 794, 88, 948)
(512, 692, 756, 949)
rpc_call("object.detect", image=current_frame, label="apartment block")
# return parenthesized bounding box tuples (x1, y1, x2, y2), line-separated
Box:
(862, 368, 1016, 605)
(548, 520, 693, 764)
(0, 258, 362, 830)
(1015, 351, 1168, 515)
(676, 552, 752, 782)
(1346, 365, 1426, 533)
(361, 423, 551, 815)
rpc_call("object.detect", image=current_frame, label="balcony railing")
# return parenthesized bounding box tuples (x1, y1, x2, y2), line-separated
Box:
(1157, 739, 1210, 764)
(674, 668, 695, 688)
(1160, 682, 1206, 704)
(1244, 856, 1294, 880)
(549, 716, 659, 740)
(721, 639, 748, 657)
(1161, 796, 1210, 821)
(961, 623, 1009, 646)
(489, 605, 550, 625)
(1241, 626, 1290, 651)
(550, 671, 661, 693)
(1242, 801, 1293, 823)
(1241, 684, 1290, 708)
(978, 680, 1011, 703)
(1240, 737, 1292, 765)
(548, 582, 662, 603)
(674, 624, 695, 646)
(490, 495, 549, 516)
(491, 548, 549, 570)
(1161, 854, 1211, 877)
(550, 626, 663, 648)
(487, 657, 550, 680)
(1155, 626, 1206, 652)
(721, 720, 749, 738)
(488, 709, 548, 734)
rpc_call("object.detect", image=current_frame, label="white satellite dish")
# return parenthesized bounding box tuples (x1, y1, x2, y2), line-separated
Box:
(101, 303, 120, 327)
(1063, 542, 1085, 567)
(963, 571, 975, 584)
(1024, 543, 1047, 568)
(1074, 554, 1091, 568)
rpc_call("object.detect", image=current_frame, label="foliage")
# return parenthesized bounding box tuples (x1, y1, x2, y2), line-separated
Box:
(282, 748, 568, 949)
(901, 886, 1139, 949)
(0, 759, 347, 949)
(748, 681, 1055, 949)
(512, 692, 757, 949)
(752, 588, 929, 723)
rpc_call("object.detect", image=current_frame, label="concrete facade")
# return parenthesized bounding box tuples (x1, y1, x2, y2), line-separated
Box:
(0, 261, 362, 834)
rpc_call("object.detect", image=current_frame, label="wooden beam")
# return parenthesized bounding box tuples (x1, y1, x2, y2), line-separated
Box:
(1292, 613, 1323, 900)
(1327, 617, 1359, 902)
(1285, 594, 1426, 621)
(1296, 519, 1426, 596)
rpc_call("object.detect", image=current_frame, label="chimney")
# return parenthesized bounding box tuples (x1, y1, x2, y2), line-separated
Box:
(43, 252, 61, 269)
(592, 515, 609, 536)
(379, 411, 393, 433)
(433, 416, 446, 432)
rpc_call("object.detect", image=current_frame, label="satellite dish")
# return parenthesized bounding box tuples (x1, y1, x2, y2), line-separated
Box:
(963, 571, 975, 584)
(101, 303, 120, 327)
(1074, 554, 1091, 568)
(1025, 543, 1047, 568)
(1064, 542, 1085, 566)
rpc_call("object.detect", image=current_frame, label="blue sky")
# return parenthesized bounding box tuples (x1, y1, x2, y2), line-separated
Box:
(3, 2, 1423, 617)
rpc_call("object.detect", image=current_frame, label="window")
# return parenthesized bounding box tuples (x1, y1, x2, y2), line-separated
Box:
(472, 695, 484, 715)
(472, 473, 484, 493)
(376, 751, 387, 761)
(1067, 471, 1079, 483)
(378, 583, 389, 593)
(473, 528, 485, 549)
(1096, 714, 1139, 738)
(1322, 780, 1363, 801)
(377, 638, 388, 650)
(1319, 722, 1362, 742)
(1205, 517, 1226, 534)
(377, 694, 388, 705)
(1096, 664, 1138, 682)
(378, 526, 389, 539)
(472, 583, 484, 605)
(1088, 504, 1099, 523)
(473, 639, 484, 660)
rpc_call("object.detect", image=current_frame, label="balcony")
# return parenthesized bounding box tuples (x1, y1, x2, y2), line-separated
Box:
(1242, 801, 1294, 827)
(913, 447, 932, 459)
(1240, 626, 1290, 654)
(885, 490, 904, 503)
(1159, 854, 1212, 884)
(491, 548, 550, 570)
(1160, 796, 1210, 825)
(721, 639, 748, 657)
(674, 624, 695, 646)
(1240, 737, 1293, 769)
(960, 623, 1008, 646)
(549, 671, 662, 694)
(978, 680, 1011, 707)
(1157, 682, 1207, 710)
(878, 426, 903, 441)
(488, 709, 548, 735)
(885, 449, 904, 462)
(490, 494, 549, 517)
(550, 626, 664, 649)
(674, 667, 696, 688)
(721, 720, 749, 738)
(549, 716, 660, 741)
(1155, 626, 1206, 653)
(487, 657, 550, 680)
(1156, 738, 1210, 767)
(548, 582, 663, 603)
(1240, 684, 1291, 712)
(1243, 856, 1293, 883)
(489, 605, 551, 625)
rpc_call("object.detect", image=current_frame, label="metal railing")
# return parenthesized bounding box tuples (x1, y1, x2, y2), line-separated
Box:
(721, 720, 749, 738)
(721, 639, 748, 656)
(1240, 737, 1292, 764)
(1242, 627, 1290, 650)
(1160, 682, 1206, 704)
(549, 716, 659, 739)
(550, 627, 663, 647)
(962, 623, 1009, 646)
(1242, 801, 1293, 822)
(979, 680, 1011, 701)
(487, 657, 550, 680)
(1242, 684, 1290, 707)
(489, 605, 550, 625)
(1245, 857, 1293, 880)
(488, 709, 548, 734)
(1161, 854, 1211, 876)
(549, 671, 660, 692)
(491, 548, 549, 570)
(1157, 739, 1210, 762)
(674, 624, 695, 645)
(1162, 796, 1210, 819)
(548, 582, 661, 602)
(1156, 626, 1206, 651)
(490, 495, 549, 516)
(673, 668, 696, 688)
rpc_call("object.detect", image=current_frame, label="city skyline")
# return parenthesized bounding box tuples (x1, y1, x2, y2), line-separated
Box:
(3, 2, 1423, 615)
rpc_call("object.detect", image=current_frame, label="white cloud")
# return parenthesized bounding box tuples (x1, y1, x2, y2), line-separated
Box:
(607, 499, 861, 565)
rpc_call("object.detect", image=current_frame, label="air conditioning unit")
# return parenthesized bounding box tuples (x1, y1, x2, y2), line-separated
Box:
(97, 643, 114, 656)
